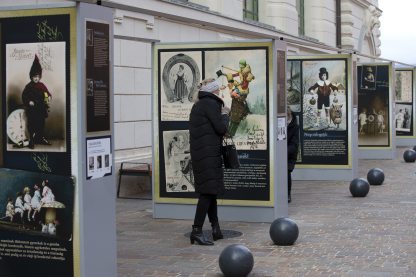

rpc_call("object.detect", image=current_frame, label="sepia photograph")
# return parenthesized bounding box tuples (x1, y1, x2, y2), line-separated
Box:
(358, 64, 390, 146)
(395, 70, 413, 102)
(5, 42, 67, 152)
(360, 65, 377, 90)
(395, 103, 412, 132)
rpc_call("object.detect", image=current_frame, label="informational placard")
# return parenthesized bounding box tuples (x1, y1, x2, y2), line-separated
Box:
(86, 136, 112, 179)
(357, 64, 391, 147)
(1, 10, 74, 176)
(287, 56, 350, 167)
(154, 41, 273, 206)
(85, 20, 110, 132)
(395, 69, 414, 137)
(0, 168, 74, 277)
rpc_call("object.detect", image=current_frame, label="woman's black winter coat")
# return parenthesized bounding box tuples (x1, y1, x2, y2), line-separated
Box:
(287, 112, 299, 172)
(189, 91, 229, 195)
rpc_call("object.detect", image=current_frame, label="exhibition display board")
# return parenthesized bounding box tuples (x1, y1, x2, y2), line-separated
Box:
(153, 40, 289, 222)
(394, 68, 416, 146)
(0, 3, 116, 277)
(357, 63, 396, 159)
(0, 7, 76, 277)
(287, 55, 358, 181)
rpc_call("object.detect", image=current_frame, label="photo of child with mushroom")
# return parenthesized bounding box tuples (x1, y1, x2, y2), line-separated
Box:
(0, 169, 73, 240)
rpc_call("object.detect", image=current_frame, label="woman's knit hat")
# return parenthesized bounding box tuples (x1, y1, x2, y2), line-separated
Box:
(199, 79, 220, 93)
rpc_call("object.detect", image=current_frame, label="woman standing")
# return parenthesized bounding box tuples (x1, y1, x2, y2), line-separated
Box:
(189, 78, 230, 245)
(173, 65, 188, 103)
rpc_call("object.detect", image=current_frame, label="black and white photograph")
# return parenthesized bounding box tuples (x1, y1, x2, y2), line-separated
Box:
(163, 130, 195, 192)
(358, 65, 390, 146)
(6, 42, 66, 152)
(287, 60, 302, 113)
(86, 78, 94, 96)
(361, 65, 376, 90)
(160, 51, 202, 121)
(302, 60, 347, 131)
(395, 103, 412, 132)
(86, 28, 93, 46)
(395, 70, 413, 102)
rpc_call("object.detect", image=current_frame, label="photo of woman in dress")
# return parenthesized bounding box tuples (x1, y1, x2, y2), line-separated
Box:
(173, 64, 189, 103)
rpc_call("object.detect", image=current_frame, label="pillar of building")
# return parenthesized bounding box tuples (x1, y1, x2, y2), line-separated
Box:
(259, 0, 298, 36)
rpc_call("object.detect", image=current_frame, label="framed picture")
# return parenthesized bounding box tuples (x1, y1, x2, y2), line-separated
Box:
(358, 64, 391, 147)
(287, 56, 350, 167)
(154, 41, 273, 206)
(395, 69, 414, 137)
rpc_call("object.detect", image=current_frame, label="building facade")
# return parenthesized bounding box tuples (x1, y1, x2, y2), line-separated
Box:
(0, 0, 382, 165)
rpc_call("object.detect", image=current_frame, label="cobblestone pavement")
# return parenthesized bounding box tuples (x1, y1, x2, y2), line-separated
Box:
(117, 147, 416, 277)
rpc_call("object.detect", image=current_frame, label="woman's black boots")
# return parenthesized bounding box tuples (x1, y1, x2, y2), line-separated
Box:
(190, 225, 213, 245)
(211, 221, 224, 241)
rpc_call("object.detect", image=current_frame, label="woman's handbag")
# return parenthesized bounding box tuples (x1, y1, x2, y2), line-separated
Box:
(222, 136, 240, 169)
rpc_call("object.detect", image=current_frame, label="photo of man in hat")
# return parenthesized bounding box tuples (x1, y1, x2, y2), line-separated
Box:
(22, 54, 52, 149)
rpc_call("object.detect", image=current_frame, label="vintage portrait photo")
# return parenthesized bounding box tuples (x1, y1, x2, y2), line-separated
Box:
(358, 65, 390, 146)
(287, 60, 302, 113)
(302, 60, 347, 131)
(395, 70, 413, 102)
(205, 48, 268, 150)
(395, 103, 412, 133)
(5, 42, 66, 152)
(160, 51, 202, 121)
(360, 65, 376, 90)
(163, 130, 195, 192)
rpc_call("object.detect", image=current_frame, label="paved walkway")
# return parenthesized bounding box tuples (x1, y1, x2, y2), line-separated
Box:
(117, 147, 416, 277)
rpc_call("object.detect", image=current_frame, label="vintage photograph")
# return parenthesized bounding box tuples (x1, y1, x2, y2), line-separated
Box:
(395, 70, 413, 102)
(358, 65, 390, 146)
(302, 60, 347, 131)
(163, 130, 194, 192)
(160, 51, 202, 121)
(205, 48, 268, 150)
(0, 169, 73, 240)
(395, 103, 412, 132)
(360, 65, 377, 90)
(6, 42, 66, 152)
(287, 60, 302, 113)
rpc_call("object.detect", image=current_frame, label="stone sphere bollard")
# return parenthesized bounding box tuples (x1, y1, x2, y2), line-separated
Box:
(219, 244, 254, 277)
(403, 149, 416, 163)
(269, 217, 299, 246)
(349, 178, 370, 197)
(367, 168, 385, 186)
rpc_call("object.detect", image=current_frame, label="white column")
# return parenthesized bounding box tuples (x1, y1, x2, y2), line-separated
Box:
(304, 0, 337, 46)
(259, 0, 298, 36)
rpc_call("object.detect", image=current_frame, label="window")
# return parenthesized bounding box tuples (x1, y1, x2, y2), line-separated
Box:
(296, 0, 305, 35)
(244, 0, 258, 21)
